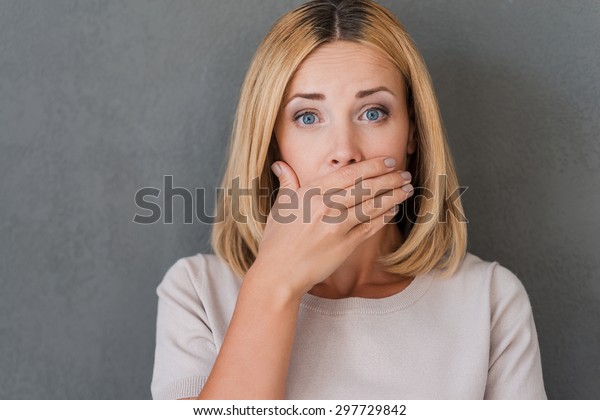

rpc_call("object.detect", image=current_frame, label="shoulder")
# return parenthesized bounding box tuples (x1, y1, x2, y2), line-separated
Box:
(438, 252, 532, 318)
(446, 252, 527, 292)
(429, 252, 530, 306)
(157, 253, 242, 303)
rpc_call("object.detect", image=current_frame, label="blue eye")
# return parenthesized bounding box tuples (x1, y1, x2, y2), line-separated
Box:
(363, 107, 387, 122)
(295, 112, 318, 126)
(301, 113, 316, 124)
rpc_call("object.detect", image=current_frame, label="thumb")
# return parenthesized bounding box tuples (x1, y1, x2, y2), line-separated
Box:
(271, 161, 300, 191)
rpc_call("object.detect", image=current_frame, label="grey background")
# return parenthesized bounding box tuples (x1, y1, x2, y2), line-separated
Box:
(0, 0, 598, 399)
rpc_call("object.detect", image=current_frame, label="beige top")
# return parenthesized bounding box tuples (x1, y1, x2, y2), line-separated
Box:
(150, 252, 547, 399)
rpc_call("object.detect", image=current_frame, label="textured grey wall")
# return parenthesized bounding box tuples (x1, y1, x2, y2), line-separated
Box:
(0, 0, 598, 399)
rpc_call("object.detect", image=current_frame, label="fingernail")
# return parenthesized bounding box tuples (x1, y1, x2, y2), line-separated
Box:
(400, 171, 411, 181)
(384, 157, 396, 168)
(271, 163, 281, 177)
(402, 184, 413, 193)
(388, 204, 400, 214)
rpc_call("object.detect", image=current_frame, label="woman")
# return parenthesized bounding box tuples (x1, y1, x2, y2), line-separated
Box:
(151, 0, 546, 399)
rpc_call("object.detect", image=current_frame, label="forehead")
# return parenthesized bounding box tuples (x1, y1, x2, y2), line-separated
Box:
(285, 41, 405, 96)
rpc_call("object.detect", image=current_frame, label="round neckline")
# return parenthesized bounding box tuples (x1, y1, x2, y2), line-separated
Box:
(299, 269, 435, 315)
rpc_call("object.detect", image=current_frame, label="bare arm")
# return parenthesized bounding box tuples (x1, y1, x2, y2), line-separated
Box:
(194, 264, 300, 399)
(185, 157, 412, 399)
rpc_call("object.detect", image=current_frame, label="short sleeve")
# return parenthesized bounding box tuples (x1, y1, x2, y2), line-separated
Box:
(484, 263, 547, 399)
(150, 257, 217, 399)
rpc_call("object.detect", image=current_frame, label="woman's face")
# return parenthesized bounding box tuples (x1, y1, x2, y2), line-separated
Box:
(274, 40, 416, 187)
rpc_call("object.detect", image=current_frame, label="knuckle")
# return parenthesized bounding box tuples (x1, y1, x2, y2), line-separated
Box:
(381, 172, 404, 192)
(360, 220, 375, 234)
(398, 185, 412, 199)
(321, 205, 334, 218)
(322, 218, 342, 235)
(373, 192, 392, 211)
(375, 183, 393, 199)
(392, 171, 407, 186)
(306, 192, 323, 211)
(322, 204, 340, 218)
(363, 198, 377, 214)
(360, 178, 377, 197)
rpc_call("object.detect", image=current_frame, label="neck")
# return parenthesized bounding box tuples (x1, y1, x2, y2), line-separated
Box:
(308, 222, 413, 299)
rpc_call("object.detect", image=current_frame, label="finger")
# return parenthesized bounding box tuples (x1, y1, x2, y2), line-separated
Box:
(305, 156, 398, 194)
(322, 170, 412, 210)
(345, 195, 410, 244)
(341, 183, 414, 231)
(271, 161, 301, 191)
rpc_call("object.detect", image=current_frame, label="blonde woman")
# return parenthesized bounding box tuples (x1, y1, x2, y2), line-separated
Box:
(151, 0, 546, 400)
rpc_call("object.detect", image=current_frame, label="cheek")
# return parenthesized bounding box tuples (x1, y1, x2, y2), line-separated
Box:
(365, 128, 408, 151)
(275, 141, 316, 186)
(362, 129, 410, 170)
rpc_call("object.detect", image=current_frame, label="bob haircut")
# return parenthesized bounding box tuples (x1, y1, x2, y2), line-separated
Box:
(211, 0, 467, 280)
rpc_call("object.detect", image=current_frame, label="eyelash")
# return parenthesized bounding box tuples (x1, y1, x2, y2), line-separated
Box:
(293, 106, 391, 127)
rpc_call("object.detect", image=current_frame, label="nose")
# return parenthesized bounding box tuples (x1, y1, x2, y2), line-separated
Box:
(328, 124, 363, 168)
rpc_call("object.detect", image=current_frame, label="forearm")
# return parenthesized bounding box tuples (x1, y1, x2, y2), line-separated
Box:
(197, 266, 301, 399)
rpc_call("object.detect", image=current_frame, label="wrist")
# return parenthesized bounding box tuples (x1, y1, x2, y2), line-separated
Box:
(242, 263, 303, 310)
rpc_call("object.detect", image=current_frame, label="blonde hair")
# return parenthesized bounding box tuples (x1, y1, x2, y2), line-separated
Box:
(211, 0, 467, 280)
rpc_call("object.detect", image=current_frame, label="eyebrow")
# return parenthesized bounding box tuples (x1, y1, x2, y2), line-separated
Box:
(283, 86, 396, 108)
